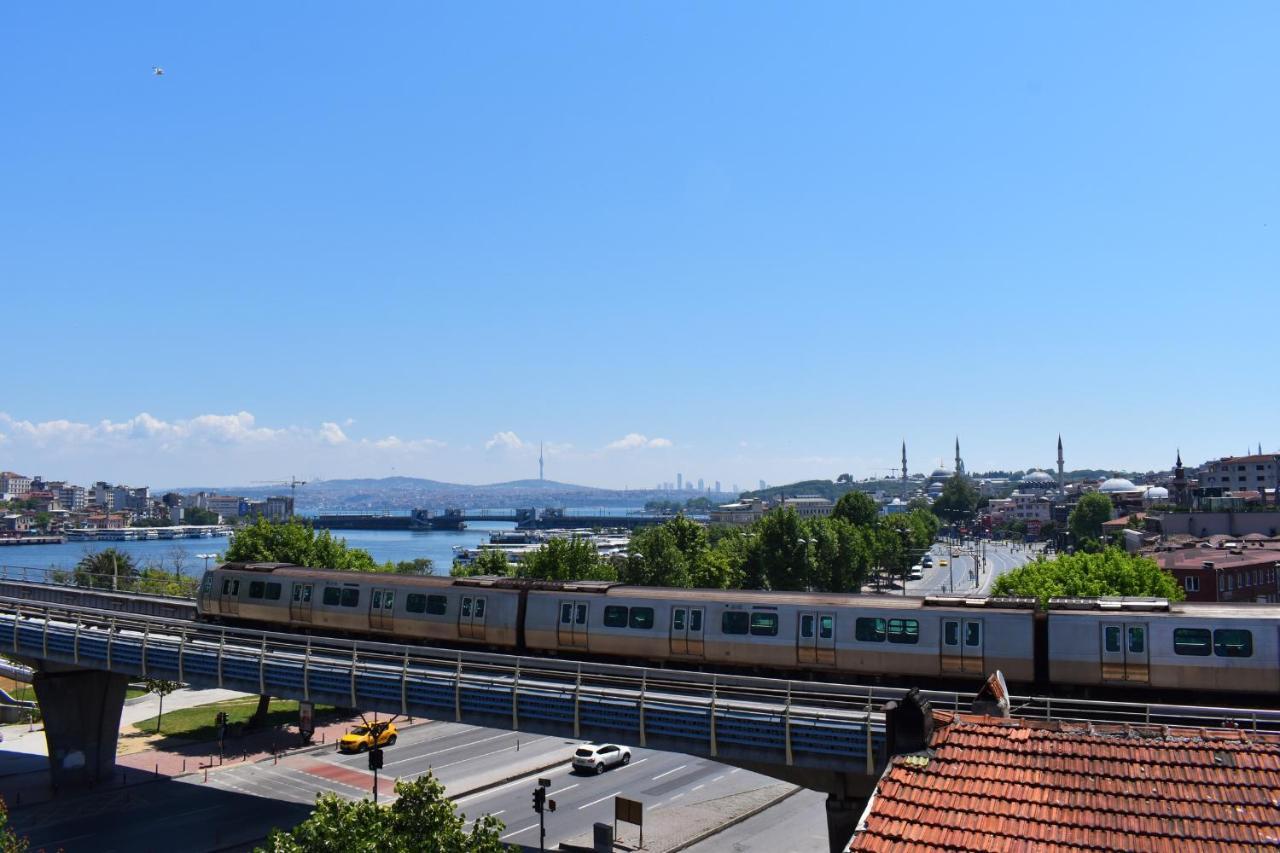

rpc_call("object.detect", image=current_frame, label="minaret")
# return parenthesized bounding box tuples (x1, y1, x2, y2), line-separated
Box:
(954, 437, 963, 476)
(1057, 435, 1065, 492)
(539, 442, 544, 481)
(901, 441, 908, 500)
(1172, 449, 1188, 508)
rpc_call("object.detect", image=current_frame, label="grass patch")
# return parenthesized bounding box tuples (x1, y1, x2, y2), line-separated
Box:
(132, 697, 336, 740)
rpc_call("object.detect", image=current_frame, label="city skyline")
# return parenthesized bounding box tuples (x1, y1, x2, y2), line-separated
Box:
(5, 4, 1278, 490)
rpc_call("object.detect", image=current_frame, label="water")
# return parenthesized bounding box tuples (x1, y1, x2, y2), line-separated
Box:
(0, 522, 518, 574)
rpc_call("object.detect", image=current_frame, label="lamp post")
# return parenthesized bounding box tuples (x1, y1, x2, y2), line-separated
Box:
(197, 553, 217, 572)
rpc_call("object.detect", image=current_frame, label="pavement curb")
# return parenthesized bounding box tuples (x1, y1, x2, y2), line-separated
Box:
(663, 783, 803, 853)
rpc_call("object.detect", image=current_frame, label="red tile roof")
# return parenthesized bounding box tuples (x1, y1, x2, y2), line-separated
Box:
(849, 711, 1280, 852)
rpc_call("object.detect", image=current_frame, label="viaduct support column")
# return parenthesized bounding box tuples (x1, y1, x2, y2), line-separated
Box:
(30, 662, 129, 790)
(825, 788, 869, 853)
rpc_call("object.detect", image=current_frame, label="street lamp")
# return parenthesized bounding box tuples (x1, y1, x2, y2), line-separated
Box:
(196, 553, 218, 573)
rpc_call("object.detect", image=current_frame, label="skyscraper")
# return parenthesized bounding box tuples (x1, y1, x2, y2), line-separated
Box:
(697, 478, 704, 491)
(715, 480, 721, 493)
(539, 442, 544, 481)
(677, 473, 683, 491)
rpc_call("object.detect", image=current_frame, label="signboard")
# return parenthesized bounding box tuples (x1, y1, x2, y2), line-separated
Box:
(615, 796, 644, 847)
(299, 701, 315, 740)
(1026, 520, 1042, 537)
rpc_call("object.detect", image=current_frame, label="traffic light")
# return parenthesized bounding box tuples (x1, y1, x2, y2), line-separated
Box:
(547, 798, 556, 812)
(532, 786, 545, 814)
(368, 747, 384, 771)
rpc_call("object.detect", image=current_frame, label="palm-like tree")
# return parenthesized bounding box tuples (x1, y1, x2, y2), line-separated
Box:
(74, 548, 138, 590)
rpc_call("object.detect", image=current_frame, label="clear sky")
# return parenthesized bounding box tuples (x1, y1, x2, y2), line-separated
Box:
(2, 4, 1277, 489)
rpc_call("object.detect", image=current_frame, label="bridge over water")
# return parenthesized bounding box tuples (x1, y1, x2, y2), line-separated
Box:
(315, 507, 690, 531)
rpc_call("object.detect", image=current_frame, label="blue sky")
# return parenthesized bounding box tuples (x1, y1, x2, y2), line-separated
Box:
(2, 3, 1277, 488)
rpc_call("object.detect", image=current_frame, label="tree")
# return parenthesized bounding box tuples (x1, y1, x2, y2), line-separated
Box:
(183, 506, 219, 525)
(932, 475, 978, 525)
(991, 548, 1184, 606)
(1069, 492, 1113, 550)
(452, 549, 512, 578)
(391, 558, 434, 575)
(145, 678, 180, 734)
(518, 537, 616, 582)
(831, 492, 879, 528)
(74, 548, 138, 590)
(0, 798, 28, 853)
(225, 518, 379, 571)
(34, 512, 51, 532)
(260, 773, 507, 853)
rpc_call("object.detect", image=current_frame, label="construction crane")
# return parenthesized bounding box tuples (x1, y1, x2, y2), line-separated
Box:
(251, 477, 308, 505)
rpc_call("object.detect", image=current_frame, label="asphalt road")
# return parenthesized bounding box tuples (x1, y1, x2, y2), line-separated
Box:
(904, 539, 1041, 595)
(15, 719, 783, 852)
(684, 788, 829, 853)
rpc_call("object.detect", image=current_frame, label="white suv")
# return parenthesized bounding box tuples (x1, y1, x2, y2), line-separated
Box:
(573, 743, 632, 774)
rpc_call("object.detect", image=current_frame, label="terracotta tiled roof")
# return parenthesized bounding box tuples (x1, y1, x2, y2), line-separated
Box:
(849, 712, 1280, 852)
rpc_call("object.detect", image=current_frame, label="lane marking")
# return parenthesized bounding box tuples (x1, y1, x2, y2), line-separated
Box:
(386, 731, 516, 767)
(712, 774, 725, 782)
(429, 737, 555, 772)
(555, 782, 580, 795)
(578, 790, 622, 810)
(501, 823, 539, 840)
(691, 784, 705, 792)
(651, 763, 686, 781)
(452, 763, 573, 804)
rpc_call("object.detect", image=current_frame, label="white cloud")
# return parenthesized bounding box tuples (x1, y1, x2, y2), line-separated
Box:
(606, 433, 673, 451)
(319, 422, 349, 445)
(369, 435, 444, 452)
(485, 431, 526, 451)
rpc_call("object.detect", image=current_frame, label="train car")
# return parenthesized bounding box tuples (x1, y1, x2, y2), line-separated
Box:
(197, 563, 522, 648)
(1047, 598, 1280, 696)
(525, 585, 1038, 683)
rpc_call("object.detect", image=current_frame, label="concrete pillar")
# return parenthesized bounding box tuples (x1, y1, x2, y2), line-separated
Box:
(825, 792, 865, 853)
(30, 664, 129, 790)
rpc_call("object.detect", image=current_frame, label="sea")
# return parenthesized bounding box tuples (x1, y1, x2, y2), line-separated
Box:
(0, 521, 520, 575)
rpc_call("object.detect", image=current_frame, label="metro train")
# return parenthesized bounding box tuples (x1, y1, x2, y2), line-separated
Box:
(196, 562, 1280, 697)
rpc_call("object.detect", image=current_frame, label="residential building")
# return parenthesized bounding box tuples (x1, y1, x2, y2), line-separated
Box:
(987, 491, 1053, 525)
(1158, 546, 1280, 603)
(206, 495, 245, 521)
(1198, 453, 1280, 494)
(0, 472, 31, 496)
(1, 514, 32, 534)
(264, 495, 294, 522)
(24, 491, 63, 513)
(91, 481, 114, 509)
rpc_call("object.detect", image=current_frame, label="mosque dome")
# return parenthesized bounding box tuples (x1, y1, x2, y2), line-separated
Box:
(1143, 486, 1170, 502)
(1099, 477, 1139, 494)
(1022, 470, 1056, 485)
(930, 467, 953, 480)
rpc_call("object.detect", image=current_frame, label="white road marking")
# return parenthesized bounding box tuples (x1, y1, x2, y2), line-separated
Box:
(555, 782, 580, 794)
(386, 731, 516, 767)
(652, 763, 687, 780)
(501, 822, 539, 840)
(429, 737, 554, 772)
(453, 763, 572, 803)
(691, 783, 705, 792)
(578, 790, 622, 810)
(712, 774, 725, 782)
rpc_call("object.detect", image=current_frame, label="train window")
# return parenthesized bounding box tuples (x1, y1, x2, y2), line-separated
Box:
(673, 609, 686, 631)
(248, 581, 265, 599)
(604, 606, 629, 628)
(266, 582, 281, 600)
(1173, 628, 1211, 656)
(689, 610, 702, 631)
(462, 598, 473, 617)
(855, 617, 886, 643)
(750, 612, 778, 636)
(1127, 626, 1144, 654)
(943, 621, 959, 646)
(965, 622, 981, 647)
(372, 591, 382, 608)
(340, 587, 360, 608)
(1104, 626, 1121, 653)
(1214, 629, 1253, 658)
(800, 614, 814, 639)
(561, 603, 573, 624)
(474, 598, 485, 618)
(406, 594, 426, 614)
(222, 578, 234, 595)
(323, 587, 341, 606)
(301, 586, 311, 602)
(819, 615, 833, 640)
(575, 603, 588, 624)
(427, 595, 448, 615)
(723, 612, 749, 635)
(384, 591, 395, 609)
(202, 574, 214, 593)
(887, 619, 919, 644)
(630, 607, 654, 630)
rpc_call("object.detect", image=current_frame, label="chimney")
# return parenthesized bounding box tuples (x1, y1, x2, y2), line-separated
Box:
(883, 688, 934, 755)
(971, 671, 1011, 719)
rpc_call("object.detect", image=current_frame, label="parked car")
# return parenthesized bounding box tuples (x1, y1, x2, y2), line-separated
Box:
(339, 721, 398, 753)
(572, 743, 631, 774)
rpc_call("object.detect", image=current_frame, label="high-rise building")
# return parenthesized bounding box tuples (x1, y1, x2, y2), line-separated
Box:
(715, 481, 721, 493)
(758, 479, 766, 490)
(677, 473, 683, 491)
(697, 478, 704, 491)
(539, 442, 545, 481)
(732, 483, 739, 494)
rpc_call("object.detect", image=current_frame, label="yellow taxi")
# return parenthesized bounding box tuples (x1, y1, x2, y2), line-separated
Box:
(338, 721, 398, 753)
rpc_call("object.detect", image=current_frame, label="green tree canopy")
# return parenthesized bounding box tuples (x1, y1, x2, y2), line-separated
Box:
(260, 773, 508, 853)
(183, 506, 220, 525)
(932, 475, 979, 524)
(518, 536, 616, 582)
(1069, 492, 1114, 549)
(224, 518, 381, 571)
(831, 491, 880, 528)
(74, 548, 139, 589)
(451, 548, 512, 578)
(990, 548, 1184, 606)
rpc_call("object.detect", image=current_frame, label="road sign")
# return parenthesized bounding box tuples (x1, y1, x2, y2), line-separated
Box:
(298, 701, 314, 741)
(615, 796, 644, 848)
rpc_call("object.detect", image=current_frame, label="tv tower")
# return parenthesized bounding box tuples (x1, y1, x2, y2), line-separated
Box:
(539, 442, 545, 481)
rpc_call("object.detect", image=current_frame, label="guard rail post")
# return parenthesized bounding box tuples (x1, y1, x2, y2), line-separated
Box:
(41, 612, 48, 660)
(217, 630, 225, 688)
(454, 652, 462, 723)
(709, 676, 717, 758)
(400, 648, 409, 717)
(259, 635, 267, 695)
(106, 617, 115, 671)
(303, 638, 311, 702)
(73, 614, 81, 664)
(638, 670, 647, 748)
(142, 623, 150, 677)
(784, 681, 793, 767)
(512, 660, 520, 732)
(573, 664, 582, 739)
(178, 629, 186, 684)
(349, 645, 358, 708)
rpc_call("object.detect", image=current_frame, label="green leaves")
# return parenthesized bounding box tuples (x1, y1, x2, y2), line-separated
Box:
(1069, 492, 1113, 545)
(990, 548, 1184, 606)
(224, 518, 380, 571)
(517, 536, 617, 582)
(931, 475, 979, 523)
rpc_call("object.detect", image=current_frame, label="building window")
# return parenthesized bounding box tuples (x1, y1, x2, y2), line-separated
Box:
(1184, 576, 1200, 593)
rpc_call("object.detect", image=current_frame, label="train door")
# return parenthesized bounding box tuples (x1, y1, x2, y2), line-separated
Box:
(1100, 622, 1149, 683)
(290, 583, 313, 622)
(470, 596, 486, 642)
(816, 612, 836, 665)
(558, 600, 589, 648)
(941, 618, 984, 675)
(370, 588, 395, 632)
(221, 576, 240, 616)
(670, 607, 705, 657)
(800, 612, 837, 666)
